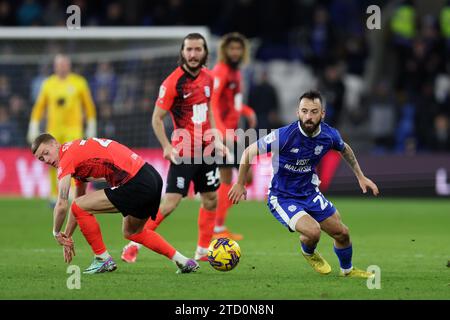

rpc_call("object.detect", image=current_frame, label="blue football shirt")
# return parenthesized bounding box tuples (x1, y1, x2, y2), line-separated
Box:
(258, 121, 345, 198)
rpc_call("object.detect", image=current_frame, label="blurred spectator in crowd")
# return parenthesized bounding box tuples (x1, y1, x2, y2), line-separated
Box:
(248, 69, 282, 131)
(308, 6, 337, 73)
(368, 81, 397, 153)
(0, 106, 19, 147)
(8, 95, 27, 146)
(414, 82, 442, 149)
(394, 92, 416, 154)
(42, 0, 65, 26)
(427, 113, 450, 151)
(441, 0, 450, 54)
(344, 35, 368, 77)
(402, 36, 441, 95)
(103, 2, 126, 26)
(0, 0, 15, 25)
(318, 63, 345, 128)
(31, 64, 50, 102)
(90, 61, 118, 104)
(16, 0, 42, 26)
(390, 0, 417, 90)
(0, 75, 11, 105)
(97, 103, 116, 139)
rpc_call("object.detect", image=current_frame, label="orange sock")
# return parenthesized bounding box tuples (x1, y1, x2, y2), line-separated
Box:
(198, 207, 216, 248)
(215, 183, 232, 227)
(71, 202, 107, 255)
(126, 228, 176, 259)
(143, 209, 165, 231)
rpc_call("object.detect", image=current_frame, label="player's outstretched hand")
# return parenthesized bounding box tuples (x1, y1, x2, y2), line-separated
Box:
(55, 232, 73, 246)
(358, 176, 379, 196)
(63, 242, 76, 264)
(228, 183, 247, 204)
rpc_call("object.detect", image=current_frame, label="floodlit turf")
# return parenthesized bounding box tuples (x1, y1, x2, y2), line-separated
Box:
(0, 197, 449, 300)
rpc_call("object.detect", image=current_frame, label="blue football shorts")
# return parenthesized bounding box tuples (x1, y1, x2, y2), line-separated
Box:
(267, 190, 337, 232)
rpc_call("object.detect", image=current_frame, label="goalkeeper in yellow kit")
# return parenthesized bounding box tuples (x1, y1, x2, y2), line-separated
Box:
(27, 54, 97, 204)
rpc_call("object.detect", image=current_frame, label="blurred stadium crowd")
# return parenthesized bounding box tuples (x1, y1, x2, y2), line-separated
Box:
(0, 0, 449, 153)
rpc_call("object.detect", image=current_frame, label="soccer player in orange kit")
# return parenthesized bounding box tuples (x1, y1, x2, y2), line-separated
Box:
(31, 133, 199, 274)
(121, 33, 228, 263)
(211, 32, 257, 241)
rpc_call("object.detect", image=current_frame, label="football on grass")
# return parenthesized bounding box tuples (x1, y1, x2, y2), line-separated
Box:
(207, 238, 241, 272)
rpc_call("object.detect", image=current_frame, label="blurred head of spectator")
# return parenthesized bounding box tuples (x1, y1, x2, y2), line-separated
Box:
(248, 68, 282, 131)
(16, 0, 42, 26)
(427, 113, 450, 151)
(318, 62, 345, 128)
(0, 75, 11, 103)
(0, 0, 15, 25)
(369, 81, 397, 153)
(91, 61, 118, 104)
(42, 0, 65, 26)
(104, 2, 125, 26)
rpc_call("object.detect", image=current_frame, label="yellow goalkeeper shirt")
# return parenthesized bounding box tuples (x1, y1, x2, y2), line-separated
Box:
(30, 73, 96, 133)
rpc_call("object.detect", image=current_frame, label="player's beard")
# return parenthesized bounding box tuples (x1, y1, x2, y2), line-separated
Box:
(182, 55, 207, 73)
(299, 118, 321, 136)
(227, 56, 242, 69)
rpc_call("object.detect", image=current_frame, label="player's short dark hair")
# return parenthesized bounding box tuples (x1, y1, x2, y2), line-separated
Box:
(31, 133, 56, 155)
(299, 90, 324, 108)
(178, 33, 209, 66)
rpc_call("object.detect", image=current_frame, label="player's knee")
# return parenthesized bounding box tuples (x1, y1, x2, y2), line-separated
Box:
(202, 194, 217, 211)
(301, 225, 321, 244)
(123, 230, 134, 240)
(160, 202, 178, 216)
(335, 225, 350, 243)
(308, 225, 321, 243)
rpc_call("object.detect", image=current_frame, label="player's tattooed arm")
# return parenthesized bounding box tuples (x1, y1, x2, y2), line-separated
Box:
(340, 143, 364, 179)
(53, 175, 71, 234)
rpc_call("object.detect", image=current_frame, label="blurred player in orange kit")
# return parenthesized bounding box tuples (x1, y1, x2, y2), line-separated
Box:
(31, 133, 199, 274)
(211, 32, 257, 241)
(121, 33, 228, 263)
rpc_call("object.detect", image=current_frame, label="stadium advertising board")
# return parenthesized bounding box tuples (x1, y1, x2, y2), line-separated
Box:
(0, 149, 449, 198)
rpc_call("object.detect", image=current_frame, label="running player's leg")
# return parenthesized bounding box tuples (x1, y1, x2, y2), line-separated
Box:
(194, 164, 220, 260)
(72, 190, 118, 273)
(123, 215, 199, 273)
(267, 194, 331, 274)
(144, 162, 191, 231)
(294, 214, 331, 275)
(214, 167, 234, 235)
(320, 210, 373, 278)
(196, 191, 217, 260)
(122, 162, 191, 262)
(144, 193, 183, 231)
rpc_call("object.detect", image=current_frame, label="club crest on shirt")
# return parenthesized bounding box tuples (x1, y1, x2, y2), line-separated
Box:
(204, 86, 211, 98)
(314, 145, 323, 155)
(62, 142, 72, 152)
(159, 85, 166, 98)
(290, 148, 299, 153)
(288, 205, 297, 212)
(264, 131, 276, 144)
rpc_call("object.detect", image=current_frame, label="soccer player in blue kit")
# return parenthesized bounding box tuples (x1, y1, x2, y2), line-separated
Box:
(229, 90, 379, 278)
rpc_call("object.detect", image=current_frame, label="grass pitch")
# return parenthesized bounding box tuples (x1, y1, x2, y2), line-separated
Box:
(0, 197, 449, 300)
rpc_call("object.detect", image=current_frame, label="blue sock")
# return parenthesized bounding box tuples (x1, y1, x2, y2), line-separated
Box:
(333, 244, 353, 270)
(301, 242, 316, 255)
